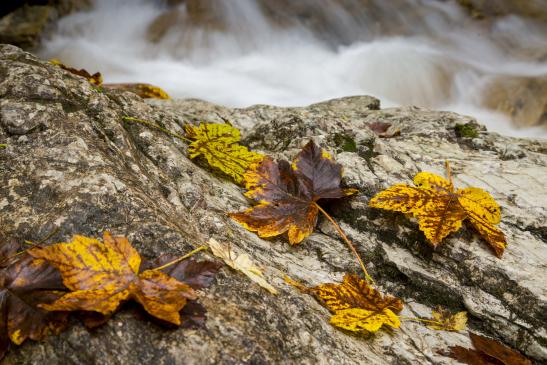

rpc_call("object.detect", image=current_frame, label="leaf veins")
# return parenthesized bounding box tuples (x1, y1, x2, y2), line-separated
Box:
(185, 123, 264, 184)
(230, 140, 356, 244)
(29, 232, 198, 326)
(288, 274, 403, 334)
(369, 166, 506, 257)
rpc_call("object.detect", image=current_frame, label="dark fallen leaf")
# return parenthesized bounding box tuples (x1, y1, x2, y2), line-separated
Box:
(230, 140, 356, 244)
(144, 256, 222, 290)
(439, 333, 533, 365)
(367, 121, 400, 138)
(470, 333, 532, 365)
(179, 300, 207, 329)
(0, 254, 68, 359)
(438, 346, 498, 365)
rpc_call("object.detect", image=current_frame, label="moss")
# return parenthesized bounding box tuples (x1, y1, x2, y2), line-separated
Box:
(333, 133, 357, 152)
(454, 123, 479, 138)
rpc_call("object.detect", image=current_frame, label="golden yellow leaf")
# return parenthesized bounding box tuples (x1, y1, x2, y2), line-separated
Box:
(29, 232, 197, 325)
(369, 169, 507, 257)
(331, 308, 400, 332)
(185, 123, 264, 184)
(207, 238, 277, 294)
(50, 59, 103, 86)
(310, 274, 403, 334)
(427, 307, 467, 331)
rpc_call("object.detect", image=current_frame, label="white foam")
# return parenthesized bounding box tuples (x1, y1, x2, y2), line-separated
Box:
(39, 0, 547, 138)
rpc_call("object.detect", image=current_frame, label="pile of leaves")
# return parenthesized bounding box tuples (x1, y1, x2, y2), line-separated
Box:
(0, 233, 220, 359)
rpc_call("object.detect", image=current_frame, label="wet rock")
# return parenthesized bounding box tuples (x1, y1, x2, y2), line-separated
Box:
(482, 75, 547, 128)
(1, 44, 546, 364)
(0, 6, 55, 50)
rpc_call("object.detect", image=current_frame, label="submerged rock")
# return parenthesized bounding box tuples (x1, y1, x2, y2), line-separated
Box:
(0, 44, 546, 364)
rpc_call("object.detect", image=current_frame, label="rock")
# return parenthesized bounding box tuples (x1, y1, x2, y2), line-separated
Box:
(1, 44, 546, 364)
(0, 1, 91, 50)
(0, 6, 55, 50)
(481, 75, 547, 128)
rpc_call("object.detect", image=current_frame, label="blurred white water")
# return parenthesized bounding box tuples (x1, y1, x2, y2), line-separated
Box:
(39, 0, 547, 138)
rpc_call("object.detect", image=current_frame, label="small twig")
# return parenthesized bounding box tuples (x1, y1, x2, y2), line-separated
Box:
(152, 245, 208, 271)
(400, 316, 441, 325)
(314, 203, 374, 284)
(445, 160, 453, 187)
(122, 116, 192, 143)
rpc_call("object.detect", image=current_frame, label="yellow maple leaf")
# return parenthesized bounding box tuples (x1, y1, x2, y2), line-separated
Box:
(49, 59, 103, 86)
(29, 232, 197, 325)
(369, 165, 506, 257)
(185, 123, 264, 184)
(427, 307, 467, 331)
(309, 274, 403, 333)
(207, 238, 277, 294)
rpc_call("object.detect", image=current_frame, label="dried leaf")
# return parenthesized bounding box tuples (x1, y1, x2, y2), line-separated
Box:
(50, 59, 103, 85)
(230, 140, 356, 244)
(185, 123, 264, 184)
(440, 333, 533, 365)
(29, 232, 197, 325)
(144, 256, 221, 290)
(369, 170, 506, 257)
(311, 274, 403, 333)
(427, 307, 467, 331)
(103, 83, 170, 99)
(439, 346, 497, 365)
(470, 333, 532, 365)
(179, 300, 207, 329)
(208, 238, 277, 294)
(0, 254, 68, 359)
(367, 121, 400, 138)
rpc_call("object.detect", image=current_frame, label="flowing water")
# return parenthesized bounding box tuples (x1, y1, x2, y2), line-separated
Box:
(39, 0, 547, 138)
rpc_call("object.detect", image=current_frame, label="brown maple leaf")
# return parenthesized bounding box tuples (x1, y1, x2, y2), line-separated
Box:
(440, 332, 533, 365)
(230, 140, 356, 244)
(0, 253, 68, 359)
(29, 232, 198, 326)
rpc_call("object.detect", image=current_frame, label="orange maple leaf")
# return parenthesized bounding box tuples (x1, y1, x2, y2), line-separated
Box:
(369, 163, 506, 257)
(29, 232, 197, 325)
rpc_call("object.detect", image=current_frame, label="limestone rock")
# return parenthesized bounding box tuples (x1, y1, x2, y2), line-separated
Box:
(1, 44, 546, 364)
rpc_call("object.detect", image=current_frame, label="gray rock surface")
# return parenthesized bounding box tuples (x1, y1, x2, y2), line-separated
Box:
(0, 44, 546, 364)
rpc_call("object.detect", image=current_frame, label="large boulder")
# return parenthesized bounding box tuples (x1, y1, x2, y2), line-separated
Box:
(0, 44, 546, 364)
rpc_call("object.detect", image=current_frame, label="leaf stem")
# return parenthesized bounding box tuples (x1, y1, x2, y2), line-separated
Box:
(313, 203, 374, 284)
(400, 316, 441, 325)
(122, 116, 192, 143)
(152, 245, 208, 271)
(445, 160, 453, 187)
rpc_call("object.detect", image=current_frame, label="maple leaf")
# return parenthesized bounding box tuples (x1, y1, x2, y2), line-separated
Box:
(0, 253, 68, 359)
(310, 274, 403, 333)
(50, 59, 103, 86)
(29, 232, 197, 326)
(144, 256, 222, 290)
(208, 238, 277, 294)
(369, 164, 506, 257)
(427, 307, 467, 331)
(230, 140, 356, 244)
(185, 123, 264, 184)
(440, 332, 533, 365)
